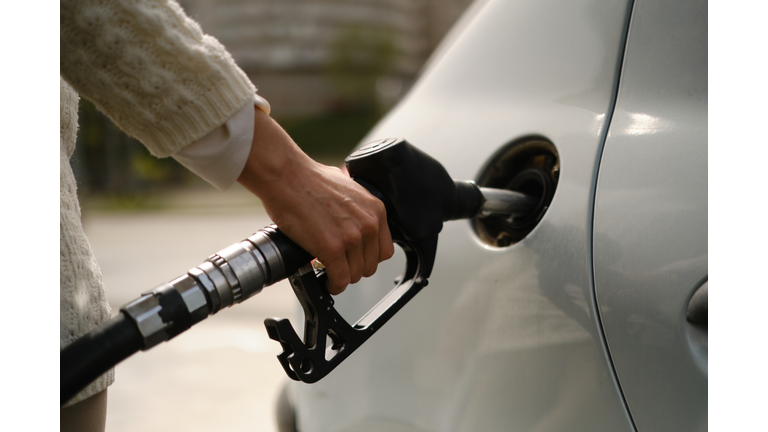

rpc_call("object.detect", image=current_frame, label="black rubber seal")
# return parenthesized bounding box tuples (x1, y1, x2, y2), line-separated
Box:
(153, 283, 192, 340)
(503, 168, 553, 230)
(687, 281, 708, 326)
(268, 229, 315, 277)
(450, 181, 484, 220)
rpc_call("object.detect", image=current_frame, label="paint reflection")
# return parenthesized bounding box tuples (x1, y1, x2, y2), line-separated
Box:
(430, 221, 628, 430)
(623, 112, 665, 135)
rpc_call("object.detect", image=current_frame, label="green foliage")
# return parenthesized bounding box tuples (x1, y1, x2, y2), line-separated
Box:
(325, 24, 400, 110)
(283, 23, 402, 161)
(131, 151, 174, 183)
(279, 110, 380, 160)
(73, 99, 193, 197)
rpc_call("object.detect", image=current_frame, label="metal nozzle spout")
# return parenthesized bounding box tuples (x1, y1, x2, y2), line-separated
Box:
(477, 187, 539, 218)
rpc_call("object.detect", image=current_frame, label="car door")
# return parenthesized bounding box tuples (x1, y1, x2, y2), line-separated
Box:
(592, 0, 708, 430)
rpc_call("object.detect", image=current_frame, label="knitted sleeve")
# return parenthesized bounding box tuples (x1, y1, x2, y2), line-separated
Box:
(60, 0, 256, 157)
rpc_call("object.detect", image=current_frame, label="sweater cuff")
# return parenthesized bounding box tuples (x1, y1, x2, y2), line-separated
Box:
(171, 95, 263, 190)
(139, 71, 256, 158)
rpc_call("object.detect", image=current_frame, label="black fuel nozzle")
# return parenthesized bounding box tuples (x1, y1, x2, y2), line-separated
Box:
(265, 138, 538, 384)
(345, 137, 485, 278)
(61, 138, 539, 404)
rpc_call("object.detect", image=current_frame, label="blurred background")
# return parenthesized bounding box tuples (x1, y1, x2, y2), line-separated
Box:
(73, 0, 475, 207)
(73, 1, 474, 431)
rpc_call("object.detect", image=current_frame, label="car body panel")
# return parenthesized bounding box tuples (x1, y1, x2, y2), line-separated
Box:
(294, 0, 638, 430)
(592, 0, 708, 430)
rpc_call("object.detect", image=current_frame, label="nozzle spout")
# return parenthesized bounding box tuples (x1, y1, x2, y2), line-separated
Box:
(477, 187, 538, 218)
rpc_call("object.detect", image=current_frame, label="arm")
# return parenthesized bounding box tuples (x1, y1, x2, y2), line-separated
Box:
(61, 0, 393, 293)
(60, 0, 255, 157)
(173, 101, 395, 293)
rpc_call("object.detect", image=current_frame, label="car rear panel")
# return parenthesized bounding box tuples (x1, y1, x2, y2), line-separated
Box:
(294, 0, 638, 430)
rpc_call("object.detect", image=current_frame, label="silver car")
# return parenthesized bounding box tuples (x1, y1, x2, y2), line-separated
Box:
(281, 0, 707, 430)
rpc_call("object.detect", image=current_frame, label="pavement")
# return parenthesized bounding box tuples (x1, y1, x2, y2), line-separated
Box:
(82, 184, 298, 432)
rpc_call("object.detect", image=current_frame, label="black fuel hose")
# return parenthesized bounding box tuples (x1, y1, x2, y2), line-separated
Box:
(60, 225, 315, 407)
(60, 313, 143, 406)
(60, 138, 538, 406)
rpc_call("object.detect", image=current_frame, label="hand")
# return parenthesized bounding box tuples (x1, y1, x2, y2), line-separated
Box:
(237, 109, 394, 294)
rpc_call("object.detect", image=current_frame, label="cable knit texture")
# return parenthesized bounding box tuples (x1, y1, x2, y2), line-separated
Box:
(60, 0, 256, 406)
(60, 0, 256, 157)
(60, 78, 114, 407)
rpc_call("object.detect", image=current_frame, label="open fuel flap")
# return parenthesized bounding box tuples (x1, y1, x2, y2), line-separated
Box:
(472, 136, 560, 247)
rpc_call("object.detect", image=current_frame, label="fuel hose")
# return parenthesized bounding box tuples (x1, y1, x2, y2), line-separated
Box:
(60, 226, 311, 406)
(60, 138, 540, 406)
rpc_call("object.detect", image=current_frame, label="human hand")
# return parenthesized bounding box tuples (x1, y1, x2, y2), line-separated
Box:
(237, 110, 394, 294)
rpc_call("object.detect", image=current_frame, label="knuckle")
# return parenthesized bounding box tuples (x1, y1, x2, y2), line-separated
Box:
(326, 281, 346, 295)
(363, 262, 378, 278)
(344, 229, 362, 247)
(328, 268, 350, 290)
(360, 216, 378, 238)
(382, 243, 395, 261)
(376, 200, 387, 218)
(325, 238, 345, 258)
(350, 273, 362, 284)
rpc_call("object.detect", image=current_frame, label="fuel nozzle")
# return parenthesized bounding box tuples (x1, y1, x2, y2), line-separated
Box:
(264, 138, 544, 384)
(345, 138, 539, 248)
(62, 137, 546, 402)
(476, 186, 539, 219)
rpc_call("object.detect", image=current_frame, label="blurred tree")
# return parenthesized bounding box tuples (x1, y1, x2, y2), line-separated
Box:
(72, 99, 192, 203)
(277, 24, 401, 161)
(324, 24, 400, 113)
(279, 110, 380, 161)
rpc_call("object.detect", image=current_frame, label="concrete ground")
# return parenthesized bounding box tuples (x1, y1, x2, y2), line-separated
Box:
(82, 184, 298, 432)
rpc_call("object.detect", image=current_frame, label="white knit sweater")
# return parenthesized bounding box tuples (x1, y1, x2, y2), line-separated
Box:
(60, 0, 256, 406)
(61, 0, 255, 157)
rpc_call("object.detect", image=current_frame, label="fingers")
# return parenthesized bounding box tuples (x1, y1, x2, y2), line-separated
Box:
(362, 232, 379, 278)
(326, 221, 369, 294)
(326, 199, 391, 294)
(346, 232, 365, 285)
(378, 217, 395, 262)
(324, 254, 350, 295)
(361, 203, 383, 278)
(255, 160, 395, 296)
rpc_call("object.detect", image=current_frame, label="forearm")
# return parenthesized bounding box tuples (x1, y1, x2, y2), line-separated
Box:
(171, 95, 274, 190)
(237, 110, 316, 199)
(60, 0, 255, 157)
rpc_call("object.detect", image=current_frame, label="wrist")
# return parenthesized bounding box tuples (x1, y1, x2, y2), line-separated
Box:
(237, 109, 316, 202)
